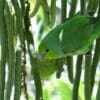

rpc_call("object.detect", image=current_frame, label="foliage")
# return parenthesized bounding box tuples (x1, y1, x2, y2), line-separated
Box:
(0, 0, 100, 100)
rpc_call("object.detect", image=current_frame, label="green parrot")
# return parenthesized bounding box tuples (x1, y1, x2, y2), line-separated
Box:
(37, 15, 100, 59)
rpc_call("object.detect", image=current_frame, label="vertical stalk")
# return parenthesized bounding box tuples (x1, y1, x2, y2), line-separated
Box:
(72, 56, 83, 100)
(96, 77, 100, 100)
(30, 57, 43, 100)
(66, 58, 74, 83)
(0, 0, 6, 99)
(50, 0, 56, 27)
(14, 49, 22, 100)
(80, 0, 86, 15)
(5, 2, 15, 100)
(91, 38, 100, 94)
(41, 0, 50, 26)
(69, 0, 78, 17)
(19, 0, 25, 16)
(11, 0, 23, 45)
(61, 0, 67, 22)
(84, 55, 92, 100)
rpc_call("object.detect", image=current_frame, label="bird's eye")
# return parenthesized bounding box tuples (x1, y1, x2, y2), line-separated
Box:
(45, 49, 49, 53)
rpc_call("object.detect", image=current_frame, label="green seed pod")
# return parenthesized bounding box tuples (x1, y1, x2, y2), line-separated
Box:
(80, 0, 86, 15)
(19, 0, 25, 16)
(96, 77, 100, 100)
(91, 38, 100, 93)
(72, 55, 83, 100)
(61, 0, 67, 22)
(0, 0, 7, 99)
(84, 55, 92, 100)
(41, 0, 50, 26)
(5, 2, 15, 100)
(69, 0, 78, 17)
(14, 49, 22, 100)
(66, 57, 74, 83)
(30, 56, 43, 100)
(11, 0, 23, 45)
(49, 0, 56, 27)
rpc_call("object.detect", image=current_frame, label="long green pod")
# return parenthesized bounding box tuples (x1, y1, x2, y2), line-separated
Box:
(72, 56, 83, 100)
(96, 77, 100, 100)
(41, 0, 50, 26)
(90, 38, 100, 93)
(90, 1, 100, 94)
(19, 0, 25, 16)
(30, 56, 43, 100)
(69, 0, 78, 17)
(30, 0, 41, 17)
(61, 0, 67, 23)
(80, 0, 86, 15)
(11, 0, 23, 44)
(84, 55, 92, 100)
(5, 2, 15, 100)
(0, 0, 7, 99)
(14, 49, 22, 100)
(49, 0, 56, 27)
(66, 58, 74, 83)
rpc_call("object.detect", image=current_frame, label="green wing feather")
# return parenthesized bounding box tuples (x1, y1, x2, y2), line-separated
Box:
(38, 15, 100, 59)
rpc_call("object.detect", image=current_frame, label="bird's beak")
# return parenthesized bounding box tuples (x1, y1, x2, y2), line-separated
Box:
(37, 54, 45, 59)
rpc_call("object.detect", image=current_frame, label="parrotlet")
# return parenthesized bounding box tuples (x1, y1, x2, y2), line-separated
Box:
(37, 15, 100, 59)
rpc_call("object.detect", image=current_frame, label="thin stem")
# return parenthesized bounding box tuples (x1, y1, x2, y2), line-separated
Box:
(91, 38, 100, 94)
(96, 76, 100, 100)
(0, 0, 7, 99)
(5, 2, 15, 100)
(72, 56, 83, 100)
(80, 0, 86, 15)
(84, 55, 92, 100)
(14, 49, 22, 100)
(61, 0, 67, 22)
(69, 0, 78, 17)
